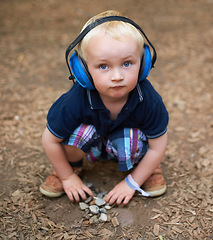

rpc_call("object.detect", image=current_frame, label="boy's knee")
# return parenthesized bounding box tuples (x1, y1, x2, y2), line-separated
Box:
(63, 145, 86, 162)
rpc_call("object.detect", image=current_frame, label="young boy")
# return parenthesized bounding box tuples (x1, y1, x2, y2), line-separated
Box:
(40, 10, 169, 206)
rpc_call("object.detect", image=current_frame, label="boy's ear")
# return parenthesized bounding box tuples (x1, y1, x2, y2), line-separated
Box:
(69, 51, 95, 90)
(138, 44, 152, 82)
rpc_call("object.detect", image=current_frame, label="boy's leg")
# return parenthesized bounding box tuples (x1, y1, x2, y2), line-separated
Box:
(63, 145, 85, 174)
(106, 128, 166, 197)
(40, 124, 99, 198)
(39, 145, 85, 198)
(141, 166, 166, 197)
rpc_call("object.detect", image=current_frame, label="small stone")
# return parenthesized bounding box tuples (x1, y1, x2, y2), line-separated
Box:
(89, 205, 99, 214)
(82, 209, 90, 219)
(89, 199, 96, 205)
(100, 208, 107, 214)
(89, 215, 99, 223)
(83, 213, 90, 219)
(95, 197, 106, 207)
(99, 213, 108, 222)
(85, 196, 93, 204)
(105, 203, 112, 210)
(96, 192, 104, 198)
(79, 202, 89, 210)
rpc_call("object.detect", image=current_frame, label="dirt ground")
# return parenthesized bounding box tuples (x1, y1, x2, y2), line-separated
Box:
(0, 0, 213, 239)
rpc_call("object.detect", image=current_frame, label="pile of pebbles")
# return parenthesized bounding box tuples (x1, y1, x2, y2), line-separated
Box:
(79, 183, 118, 225)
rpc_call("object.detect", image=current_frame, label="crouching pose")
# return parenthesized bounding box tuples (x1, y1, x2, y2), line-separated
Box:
(40, 10, 169, 206)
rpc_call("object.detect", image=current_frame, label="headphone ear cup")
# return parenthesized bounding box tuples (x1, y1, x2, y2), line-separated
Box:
(69, 51, 95, 90)
(138, 44, 152, 82)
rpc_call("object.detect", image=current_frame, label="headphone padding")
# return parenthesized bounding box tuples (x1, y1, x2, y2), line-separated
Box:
(70, 52, 95, 90)
(139, 44, 152, 82)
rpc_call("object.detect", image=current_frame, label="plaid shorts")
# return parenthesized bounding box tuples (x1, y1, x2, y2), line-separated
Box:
(63, 124, 148, 171)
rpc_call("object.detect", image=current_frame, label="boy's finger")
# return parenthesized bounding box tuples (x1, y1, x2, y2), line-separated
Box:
(83, 186, 94, 197)
(104, 189, 114, 202)
(116, 194, 125, 205)
(78, 188, 87, 201)
(72, 189, 80, 202)
(122, 195, 131, 205)
(66, 190, 74, 202)
(108, 193, 118, 205)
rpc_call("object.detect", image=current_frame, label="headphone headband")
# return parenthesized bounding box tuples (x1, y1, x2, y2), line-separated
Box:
(65, 15, 157, 81)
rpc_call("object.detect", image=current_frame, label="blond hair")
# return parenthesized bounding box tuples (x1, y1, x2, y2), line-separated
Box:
(78, 10, 144, 61)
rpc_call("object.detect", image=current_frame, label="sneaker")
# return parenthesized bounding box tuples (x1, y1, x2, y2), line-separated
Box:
(141, 167, 166, 197)
(39, 167, 83, 198)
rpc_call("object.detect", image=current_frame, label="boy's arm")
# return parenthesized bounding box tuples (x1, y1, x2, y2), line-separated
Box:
(42, 127, 93, 202)
(105, 132, 168, 205)
(131, 132, 168, 187)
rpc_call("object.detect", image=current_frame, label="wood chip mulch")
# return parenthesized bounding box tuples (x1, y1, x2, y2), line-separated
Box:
(0, 0, 212, 239)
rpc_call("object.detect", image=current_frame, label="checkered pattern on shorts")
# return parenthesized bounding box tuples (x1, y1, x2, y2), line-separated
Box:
(63, 124, 148, 171)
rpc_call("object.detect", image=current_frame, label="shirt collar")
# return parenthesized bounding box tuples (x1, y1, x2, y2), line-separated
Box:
(124, 83, 143, 111)
(87, 83, 144, 110)
(87, 89, 105, 110)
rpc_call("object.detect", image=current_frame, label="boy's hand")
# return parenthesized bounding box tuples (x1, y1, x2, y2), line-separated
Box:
(105, 179, 135, 206)
(62, 173, 93, 202)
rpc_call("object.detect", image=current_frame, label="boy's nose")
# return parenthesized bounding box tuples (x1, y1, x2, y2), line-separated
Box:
(111, 68, 124, 81)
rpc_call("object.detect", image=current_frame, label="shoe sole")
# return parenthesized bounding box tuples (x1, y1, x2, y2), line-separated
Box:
(39, 185, 64, 198)
(145, 185, 167, 197)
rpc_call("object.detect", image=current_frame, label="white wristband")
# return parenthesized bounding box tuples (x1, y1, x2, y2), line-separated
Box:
(125, 174, 150, 197)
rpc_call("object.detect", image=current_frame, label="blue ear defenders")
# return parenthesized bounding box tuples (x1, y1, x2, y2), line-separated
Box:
(65, 16, 157, 90)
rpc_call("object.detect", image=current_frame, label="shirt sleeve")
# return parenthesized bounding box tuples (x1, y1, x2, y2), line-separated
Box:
(46, 84, 84, 139)
(138, 80, 169, 139)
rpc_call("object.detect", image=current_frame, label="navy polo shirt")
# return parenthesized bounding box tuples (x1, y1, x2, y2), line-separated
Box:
(47, 79, 169, 140)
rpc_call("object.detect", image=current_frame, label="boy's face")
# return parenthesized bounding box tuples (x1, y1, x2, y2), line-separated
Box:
(85, 33, 141, 103)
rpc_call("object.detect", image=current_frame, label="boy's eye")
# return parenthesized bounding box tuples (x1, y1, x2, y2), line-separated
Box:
(123, 62, 131, 67)
(99, 64, 108, 70)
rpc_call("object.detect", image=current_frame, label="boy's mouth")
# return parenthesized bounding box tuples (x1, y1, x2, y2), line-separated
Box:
(111, 85, 124, 89)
